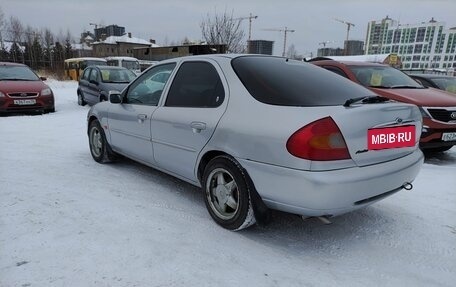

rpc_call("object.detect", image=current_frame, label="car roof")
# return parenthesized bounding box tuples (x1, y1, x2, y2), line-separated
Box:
(409, 74, 455, 79)
(105, 56, 138, 61)
(92, 65, 130, 70)
(310, 59, 388, 67)
(0, 62, 27, 67)
(158, 53, 287, 63)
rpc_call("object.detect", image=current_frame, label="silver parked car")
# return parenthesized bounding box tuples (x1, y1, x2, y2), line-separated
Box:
(87, 55, 424, 230)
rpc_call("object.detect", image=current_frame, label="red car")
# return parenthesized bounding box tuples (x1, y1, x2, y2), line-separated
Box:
(311, 59, 456, 153)
(0, 62, 55, 114)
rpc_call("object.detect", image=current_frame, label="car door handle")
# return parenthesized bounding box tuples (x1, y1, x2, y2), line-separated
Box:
(191, 121, 206, 133)
(138, 114, 148, 120)
(137, 114, 148, 123)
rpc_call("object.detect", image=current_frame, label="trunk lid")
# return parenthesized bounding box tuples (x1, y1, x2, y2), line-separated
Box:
(332, 102, 422, 167)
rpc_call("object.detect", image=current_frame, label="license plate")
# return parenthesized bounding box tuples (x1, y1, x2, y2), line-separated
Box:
(368, 125, 415, 150)
(13, 99, 36, 105)
(442, 132, 456, 141)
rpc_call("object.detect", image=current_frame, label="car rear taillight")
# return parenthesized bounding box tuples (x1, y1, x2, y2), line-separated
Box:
(286, 117, 351, 161)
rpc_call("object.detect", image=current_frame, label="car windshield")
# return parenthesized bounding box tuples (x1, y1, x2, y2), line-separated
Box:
(431, 77, 456, 93)
(350, 65, 423, 89)
(0, 65, 40, 81)
(100, 69, 136, 83)
(232, 56, 375, 106)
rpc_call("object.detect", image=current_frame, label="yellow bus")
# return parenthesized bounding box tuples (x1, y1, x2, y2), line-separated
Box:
(64, 57, 107, 81)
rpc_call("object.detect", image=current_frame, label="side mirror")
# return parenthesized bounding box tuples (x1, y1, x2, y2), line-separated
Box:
(109, 91, 122, 104)
(90, 79, 99, 85)
(40, 76, 47, 81)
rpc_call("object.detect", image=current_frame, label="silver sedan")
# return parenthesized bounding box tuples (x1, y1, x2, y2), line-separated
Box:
(87, 54, 424, 230)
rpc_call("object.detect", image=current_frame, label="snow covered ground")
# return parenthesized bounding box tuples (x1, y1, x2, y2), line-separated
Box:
(1, 80, 455, 287)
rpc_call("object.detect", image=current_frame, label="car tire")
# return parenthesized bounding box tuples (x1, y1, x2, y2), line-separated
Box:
(202, 155, 256, 231)
(88, 120, 116, 163)
(78, 91, 87, 106)
(45, 107, 55, 113)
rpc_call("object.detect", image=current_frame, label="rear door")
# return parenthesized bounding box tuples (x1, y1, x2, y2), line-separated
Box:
(151, 60, 228, 182)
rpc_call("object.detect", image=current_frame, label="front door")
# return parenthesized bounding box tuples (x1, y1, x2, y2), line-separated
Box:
(108, 63, 177, 164)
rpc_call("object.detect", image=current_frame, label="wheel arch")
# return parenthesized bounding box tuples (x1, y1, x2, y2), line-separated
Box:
(99, 91, 108, 101)
(197, 150, 270, 224)
(87, 115, 99, 135)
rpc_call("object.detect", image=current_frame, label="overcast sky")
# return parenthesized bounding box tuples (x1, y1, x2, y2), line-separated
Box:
(1, 0, 455, 56)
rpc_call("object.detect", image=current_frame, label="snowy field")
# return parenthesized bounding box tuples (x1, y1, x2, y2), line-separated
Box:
(1, 80, 455, 287)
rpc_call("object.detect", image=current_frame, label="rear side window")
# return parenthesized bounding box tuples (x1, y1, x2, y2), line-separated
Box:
(165, 62, 225, 108)
(232, 56, 373, 106)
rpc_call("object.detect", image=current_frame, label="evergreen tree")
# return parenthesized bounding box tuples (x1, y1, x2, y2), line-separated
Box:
(9, 42, 23, 63)
(64, 38, 73, 59)
(32, 36, 43, 69)
(52, 42, 64, 73)
(0, 46, 9, 62)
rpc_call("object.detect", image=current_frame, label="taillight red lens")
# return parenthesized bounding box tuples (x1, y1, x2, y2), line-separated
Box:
(286, 117, 351, 161)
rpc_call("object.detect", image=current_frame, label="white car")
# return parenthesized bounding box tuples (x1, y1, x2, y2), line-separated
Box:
(87, 54, 424, 230)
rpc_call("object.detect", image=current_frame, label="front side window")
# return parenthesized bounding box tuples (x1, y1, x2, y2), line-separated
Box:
(81, 68, 91, 81)
(89, 69, 99, 82)
(125, 63, 176, 106)
(432, 77, 456, 93)
(165, 62, 225, 108)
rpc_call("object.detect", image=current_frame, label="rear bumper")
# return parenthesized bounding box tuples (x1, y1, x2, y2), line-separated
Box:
(238, 149, 424, 217)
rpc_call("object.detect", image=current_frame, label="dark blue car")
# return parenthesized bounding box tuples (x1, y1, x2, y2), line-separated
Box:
(77, 66, 136, 106)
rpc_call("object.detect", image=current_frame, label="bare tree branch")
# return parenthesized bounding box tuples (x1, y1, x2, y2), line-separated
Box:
(200, 9, 245, 53)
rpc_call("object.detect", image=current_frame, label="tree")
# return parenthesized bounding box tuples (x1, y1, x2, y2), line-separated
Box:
(8, 16, 23, 43)
(9, 42, 22, 62)
(286, 44, 303, 60)
(200, 9, 245, 53)
(0, 7, 5, 49)
(7, 16, 24, 63)
(0, 45, 9, 62)
(31, 36, 43, 69)
(64, 30, 73, 59)
(42, 28, 54, 68)
(52, 41, 64, 74)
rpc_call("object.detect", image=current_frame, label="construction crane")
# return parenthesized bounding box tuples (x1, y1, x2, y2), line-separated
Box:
(235, 13, 258, 42)
(263, 27, 295, 57)
(318, 41, 333, 47)
(334, 18, 355, 55)
(89, 23, 104, 29)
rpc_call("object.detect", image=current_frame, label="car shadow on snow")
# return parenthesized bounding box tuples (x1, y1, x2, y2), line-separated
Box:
(423, 148, 456, 166)
(107, 156, 406, 248)
(239, 206, 402, 254)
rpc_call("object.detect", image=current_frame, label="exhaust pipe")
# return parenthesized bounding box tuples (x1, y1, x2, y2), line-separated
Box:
(402, 182, 413, 191)
(301, 215, 333, 225)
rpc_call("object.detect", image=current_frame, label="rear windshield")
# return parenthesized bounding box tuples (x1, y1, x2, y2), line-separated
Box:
(231, 56, 374, 106)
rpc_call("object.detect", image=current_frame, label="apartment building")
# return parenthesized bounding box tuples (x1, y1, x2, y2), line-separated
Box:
(365, 16, 456, 71)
